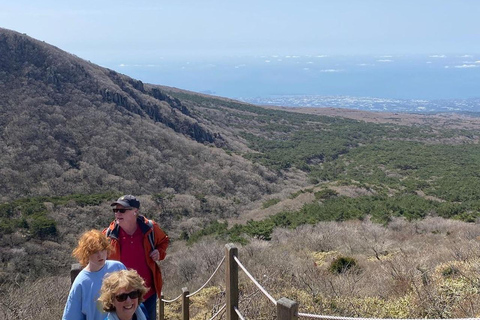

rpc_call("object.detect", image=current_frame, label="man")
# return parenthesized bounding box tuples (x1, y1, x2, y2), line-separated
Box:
(103, 195, 169, 320)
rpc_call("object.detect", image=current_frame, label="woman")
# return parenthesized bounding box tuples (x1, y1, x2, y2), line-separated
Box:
(63, 229, 126, 320)
(98, 269, 149, 320)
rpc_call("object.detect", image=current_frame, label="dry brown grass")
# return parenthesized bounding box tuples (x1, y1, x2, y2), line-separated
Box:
(3, 217, 480, 319)
(158, 217, 480, 319)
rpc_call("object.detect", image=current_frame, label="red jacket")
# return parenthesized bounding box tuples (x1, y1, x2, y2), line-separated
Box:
(103, 216, 169, 296)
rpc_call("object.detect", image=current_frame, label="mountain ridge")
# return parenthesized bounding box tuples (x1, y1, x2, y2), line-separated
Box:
(0, 27, 287, 205)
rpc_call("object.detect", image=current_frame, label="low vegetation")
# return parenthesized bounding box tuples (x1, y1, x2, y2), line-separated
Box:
(3, 217, 479, 319)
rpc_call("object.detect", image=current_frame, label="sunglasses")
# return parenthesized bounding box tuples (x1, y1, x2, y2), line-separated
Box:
(112, 208, 133, 213)
(115, 290, 140, 302)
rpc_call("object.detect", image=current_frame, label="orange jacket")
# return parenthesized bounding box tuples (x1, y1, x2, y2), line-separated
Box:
(103, 216, 169, 296)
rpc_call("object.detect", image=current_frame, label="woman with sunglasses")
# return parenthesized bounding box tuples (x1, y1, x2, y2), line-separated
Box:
(63, 229, 126, 320)
(98, 269, 149, 320)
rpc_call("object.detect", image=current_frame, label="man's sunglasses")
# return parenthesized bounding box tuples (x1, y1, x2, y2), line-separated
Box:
(112, 208, 133, 213)
(115, 290, 141, 302)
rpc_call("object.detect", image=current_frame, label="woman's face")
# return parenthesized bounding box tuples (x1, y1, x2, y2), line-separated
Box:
(113, 287, 139, 320)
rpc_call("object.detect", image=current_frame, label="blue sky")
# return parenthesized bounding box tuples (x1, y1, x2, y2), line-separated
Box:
(1, 0, 479, 65)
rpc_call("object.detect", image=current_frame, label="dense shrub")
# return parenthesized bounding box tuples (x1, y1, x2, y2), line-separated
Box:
(30, 215, 57, 239)
(329, 256, 359, 274)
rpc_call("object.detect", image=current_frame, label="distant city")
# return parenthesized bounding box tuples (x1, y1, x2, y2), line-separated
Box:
(237, 95, 480, 114)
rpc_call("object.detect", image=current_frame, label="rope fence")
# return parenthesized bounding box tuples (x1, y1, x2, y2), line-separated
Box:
(233, 255, 277, 306)
(208, 304, 226, 320)
(187, 256, 225, 298)
(297, 315, 480, 320)
(69, 244, 480, 320)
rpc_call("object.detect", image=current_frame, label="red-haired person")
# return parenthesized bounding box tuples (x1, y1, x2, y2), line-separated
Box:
(104, 195, 169, 320)
(63, 229, 126, 320)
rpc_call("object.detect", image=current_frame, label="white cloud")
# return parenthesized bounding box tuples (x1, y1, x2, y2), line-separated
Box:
(454, 64, 477, 68)
(377, 59, 393, 62)
(264, 60, 271, 63)
(429, 55, 447, 58)
(426, 61, 432, 64)
(320, 69, 342, 73)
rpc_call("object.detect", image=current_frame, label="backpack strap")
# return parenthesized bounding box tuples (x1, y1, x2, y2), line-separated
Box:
(146, 219, 155, 252)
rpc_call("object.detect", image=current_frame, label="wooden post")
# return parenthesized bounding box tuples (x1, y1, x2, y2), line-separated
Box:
(159, 293, 164, 320)
(277, 297, 298, 320)
(182, 287, 189, 320)
(225, 243, 238, 320)
(70, 263, 82, 285)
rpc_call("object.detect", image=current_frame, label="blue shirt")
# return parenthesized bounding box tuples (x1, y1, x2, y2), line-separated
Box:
(63, 260, 126, 320)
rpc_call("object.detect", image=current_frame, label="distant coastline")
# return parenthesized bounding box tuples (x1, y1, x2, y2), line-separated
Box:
(111, 54, 480, 112)
(237, 95, 480, 114)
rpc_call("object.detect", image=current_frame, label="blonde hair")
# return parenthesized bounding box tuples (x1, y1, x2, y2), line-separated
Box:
(72, 229, 111, 266)
(98, 269, 149, 312)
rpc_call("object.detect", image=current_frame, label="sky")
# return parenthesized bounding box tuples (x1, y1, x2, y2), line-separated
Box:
(1, 0, 480, 65)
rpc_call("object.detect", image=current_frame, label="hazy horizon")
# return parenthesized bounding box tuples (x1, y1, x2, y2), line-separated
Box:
(104, 54, 480, 101)
(2, 1, 480, 62)
(2, 0, 479, 102)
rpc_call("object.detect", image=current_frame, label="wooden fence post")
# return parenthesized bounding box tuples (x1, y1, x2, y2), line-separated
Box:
(225, 243, 238, 320)
(70, 263, 82, 285)
(277, 297, 298, 320)
(159, 293, 164, 320)
(182, 287, 189, 320)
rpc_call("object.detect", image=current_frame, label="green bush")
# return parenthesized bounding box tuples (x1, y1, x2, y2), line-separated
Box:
(30, 215, 58, 239)
(314, 188, 338, 200)
(442, 265, 460, 278)
(262, 198, 281, 209)
(329, 256, 359, 274)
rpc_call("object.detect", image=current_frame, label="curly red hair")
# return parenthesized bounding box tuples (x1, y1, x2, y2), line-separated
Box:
(72, 229, 111, 266)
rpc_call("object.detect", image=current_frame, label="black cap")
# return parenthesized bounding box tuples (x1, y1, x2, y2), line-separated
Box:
(111, 195, 140, 208)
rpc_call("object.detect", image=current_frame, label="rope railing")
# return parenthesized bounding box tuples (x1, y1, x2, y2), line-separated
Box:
(233, 255, 277, 305)
(161, 293, 182, 304)
(160, 256, 225, 303)
(187, 256, 225, 298)
(208, 303, 226, 320)
(234, 306, 247, 320)
(140, 244, 480, 320)
(297, 314, 480, 320)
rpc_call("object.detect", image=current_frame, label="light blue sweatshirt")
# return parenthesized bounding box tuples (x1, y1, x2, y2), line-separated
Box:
(63, 260, 126, 320)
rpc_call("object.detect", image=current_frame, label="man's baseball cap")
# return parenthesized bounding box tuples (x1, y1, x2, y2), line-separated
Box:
(111, 195, 140, 208)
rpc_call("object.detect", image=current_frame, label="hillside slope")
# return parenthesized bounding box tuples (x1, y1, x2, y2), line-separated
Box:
(0, 28, 286, 206)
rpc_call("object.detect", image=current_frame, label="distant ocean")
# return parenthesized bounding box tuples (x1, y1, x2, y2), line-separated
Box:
(105, 54, 480, 110)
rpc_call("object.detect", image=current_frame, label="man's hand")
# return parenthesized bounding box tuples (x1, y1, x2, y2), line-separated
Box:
(150, 249, 160, 261)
